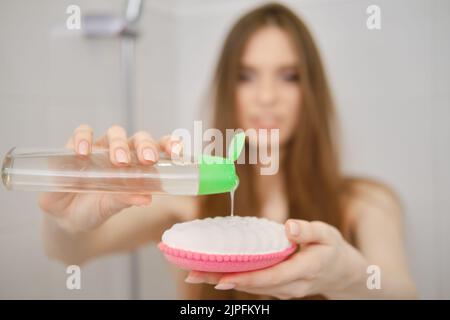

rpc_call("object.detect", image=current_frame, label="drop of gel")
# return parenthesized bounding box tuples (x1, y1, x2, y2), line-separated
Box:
(227, 132, 244, 217)
(229, 180, 239, 217)
(230, 189, 235, 217)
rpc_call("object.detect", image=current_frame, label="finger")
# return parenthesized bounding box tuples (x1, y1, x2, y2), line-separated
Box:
(233, 280, 312, 300)
(38, 192, 76, 216)
(109, 193, 152, 210)
(72, 124, 93, 155)
(97, 194, 152, 221)
(285, 219, 341, 246)
(230, 284, 283, 296)
(129, 131, 159, 164)
(102, 125, 131, 165)
(218, 252, 316, 288)
(185, 271, 223, 285)
(159, 135, 183, 158)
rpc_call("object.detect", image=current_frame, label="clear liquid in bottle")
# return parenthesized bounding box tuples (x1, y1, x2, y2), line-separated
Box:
(1, 147, 200, 195)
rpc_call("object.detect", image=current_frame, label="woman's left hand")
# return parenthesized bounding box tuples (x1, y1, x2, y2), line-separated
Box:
(185, 219, 370, 299)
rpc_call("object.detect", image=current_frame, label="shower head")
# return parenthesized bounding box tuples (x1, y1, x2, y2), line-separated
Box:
(81, 0, 143, 38)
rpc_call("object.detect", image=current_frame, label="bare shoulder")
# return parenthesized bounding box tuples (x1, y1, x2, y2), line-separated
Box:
(342, 176, 404, 230)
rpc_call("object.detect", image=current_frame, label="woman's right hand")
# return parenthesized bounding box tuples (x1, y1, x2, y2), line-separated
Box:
(38, 124, 181, 234)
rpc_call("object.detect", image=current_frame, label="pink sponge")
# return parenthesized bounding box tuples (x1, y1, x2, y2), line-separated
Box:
(158, 216, 298, 273)
(158, 242, 297, 272)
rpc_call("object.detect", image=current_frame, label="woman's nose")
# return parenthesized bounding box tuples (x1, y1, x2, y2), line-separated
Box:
(256, 78, 277, 107)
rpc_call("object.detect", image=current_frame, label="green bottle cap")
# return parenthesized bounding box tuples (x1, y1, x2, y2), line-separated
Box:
(197, 132, 245, 195)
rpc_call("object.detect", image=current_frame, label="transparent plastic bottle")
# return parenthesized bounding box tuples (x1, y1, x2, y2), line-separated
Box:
(1, 133, 245, 196)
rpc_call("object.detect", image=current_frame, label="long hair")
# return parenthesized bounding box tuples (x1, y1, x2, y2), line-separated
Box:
(186, 2, 351, 300)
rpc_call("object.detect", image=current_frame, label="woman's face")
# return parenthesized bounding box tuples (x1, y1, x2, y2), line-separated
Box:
(236, 25, 301, 146)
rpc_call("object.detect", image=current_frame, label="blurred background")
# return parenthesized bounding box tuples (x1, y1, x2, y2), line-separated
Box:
(0, 0, 449, 299)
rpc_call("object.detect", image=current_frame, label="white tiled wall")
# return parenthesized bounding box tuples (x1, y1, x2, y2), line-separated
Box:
(0, 0, 132, 299)
(1, 0, 449, 299)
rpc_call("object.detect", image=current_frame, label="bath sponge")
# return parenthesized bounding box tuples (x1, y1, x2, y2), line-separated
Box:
(158, 216, 297, 272)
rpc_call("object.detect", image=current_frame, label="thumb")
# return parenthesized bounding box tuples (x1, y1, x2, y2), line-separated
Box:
(285, 219, 338, 246)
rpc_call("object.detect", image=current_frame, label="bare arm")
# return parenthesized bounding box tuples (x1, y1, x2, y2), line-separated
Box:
(343, 181, 418, 299)
(42, 195, 197, 266)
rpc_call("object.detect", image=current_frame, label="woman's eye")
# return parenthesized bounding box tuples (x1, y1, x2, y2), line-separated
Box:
(238, 71, 254, 82)
(282, 73, 300, 82)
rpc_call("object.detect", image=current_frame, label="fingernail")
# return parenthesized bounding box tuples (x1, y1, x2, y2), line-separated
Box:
(115, 148, 128, 163)
(288, 221, 300, 236)
(78, 140, 89, 155)
(185, 276, 204, 284)
(143, 148, 156, 162)
(214, 283, 235, 290)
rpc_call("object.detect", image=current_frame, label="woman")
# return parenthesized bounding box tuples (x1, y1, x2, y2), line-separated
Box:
(38, 3, 417, 299)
